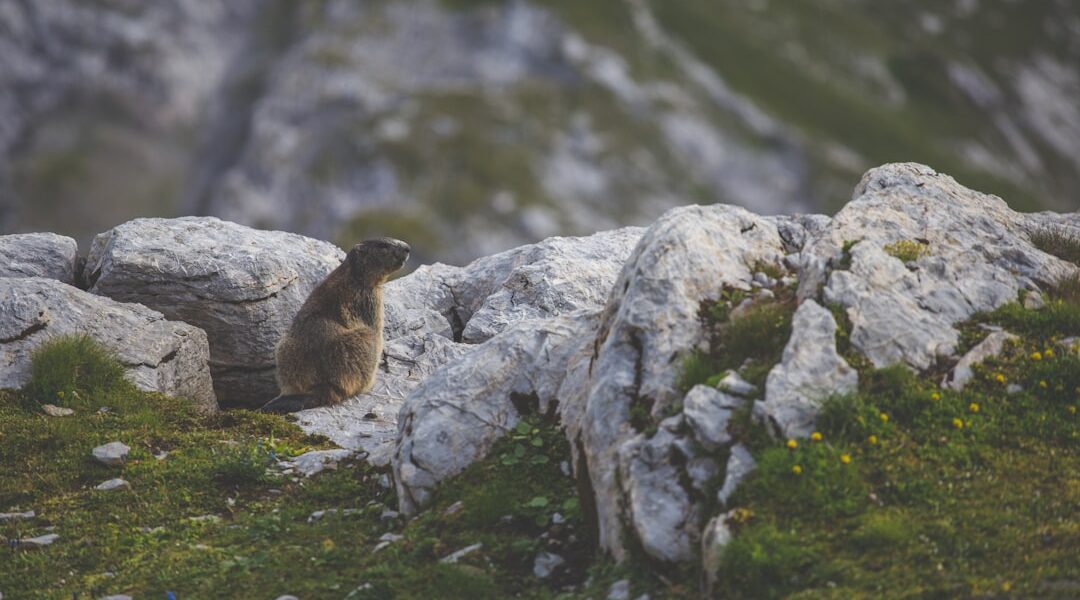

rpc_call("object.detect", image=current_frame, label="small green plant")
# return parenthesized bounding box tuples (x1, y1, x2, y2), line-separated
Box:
(713, 523, 826, 599)
(24, 334, 131, 405)
(212, 441, 275, 486)
(883, 238, 929, 262)
(1030, 225, 1080, 265)
(752, 260, 786, 280)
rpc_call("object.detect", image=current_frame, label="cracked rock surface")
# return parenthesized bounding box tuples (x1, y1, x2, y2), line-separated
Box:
(84, 217, 344, 408)
(0, 233, 79, 285)
(295, 228, 641, 467)
(0, 277, 215, 411)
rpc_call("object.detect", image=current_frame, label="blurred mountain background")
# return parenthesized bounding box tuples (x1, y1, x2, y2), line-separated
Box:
(1, 0, 1077, 265)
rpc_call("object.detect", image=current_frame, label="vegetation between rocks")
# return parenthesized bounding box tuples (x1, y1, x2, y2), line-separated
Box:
(0, 338, 656, 599)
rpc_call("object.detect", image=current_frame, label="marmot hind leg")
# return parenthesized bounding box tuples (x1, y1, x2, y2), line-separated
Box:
(258, 382, 349, 414)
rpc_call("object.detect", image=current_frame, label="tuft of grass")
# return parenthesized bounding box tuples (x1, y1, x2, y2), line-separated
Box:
(713, 523, 828, 600)
(1030, 225, 1080, 265)
(24, 335, 132, 407)
(883, 239, 929, 262)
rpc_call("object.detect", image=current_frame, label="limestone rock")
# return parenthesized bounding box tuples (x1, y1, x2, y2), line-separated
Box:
(92, 442, 131, 467)
(84, 217, 345, 408)
(95, 478, 131, 492)
(564, 204, 786, 562)
(716, 444, 756, 506)
(811, 163, 1076, 370)
(759, 300, 858, 438)
(0, 278, 215, 411)
(683, 385, 744, 450)
(0, 233, 78, 284)
(944, 331, 1018, 391)
(277, 449, 354, 478)
(533, 552, 565, 579)
(297, 228, 641, 464)
(42, 404, 74, 417)
(14, 533, 59, 549)
(394, 313, 598, 515)
(0, 510, 35, 522)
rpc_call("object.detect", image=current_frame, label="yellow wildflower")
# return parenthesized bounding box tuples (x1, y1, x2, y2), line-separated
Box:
(791, 465, 802, 475)
(1039, 380, 1048, 389)
(867, 435, 878, 445)
(786, 439, 798, 450)
(840, 454, 851, 465)
(995, 373, 1006, 384)
(969, 402, 980, 413)
(1030, 351, 1042, 361)
(930, 392, 941, 401)
(952, 418, 964, 429)
(1069, 406, 1077, 415)
(1044, 348, 1054, 359)
(879, 412, 889, 423)
(810, 432, 823, 442)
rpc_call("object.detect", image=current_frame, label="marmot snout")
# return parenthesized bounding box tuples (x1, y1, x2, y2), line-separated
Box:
(259, 237, 410, 414)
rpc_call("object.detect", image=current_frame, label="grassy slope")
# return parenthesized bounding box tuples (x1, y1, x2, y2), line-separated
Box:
(1, 338, 655, 599)
(4, 255, 1080, 598)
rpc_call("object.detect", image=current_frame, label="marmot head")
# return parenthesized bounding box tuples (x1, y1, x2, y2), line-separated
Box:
(347, 237, 411, 284)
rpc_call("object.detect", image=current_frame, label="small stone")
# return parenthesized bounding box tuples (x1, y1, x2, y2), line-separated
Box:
(99, 596, 133, 600)
(533, 551, 565, 578)
(755, 288, 775, 300)
(380, 509, 400, 523)
(274, 596, 300, 600)
(607, 579, 632, 600)
(307, 509, 337, 524)
(1006, 384, 1024, 395)
(753, 272, 775, 288)
(14, 533, 59, 549)
(95, 478, 131, 492)
(97, 406, 111, 414)
(944, 331, 1017, 391)
(716, 370, 758, 397)
(154, 451, 169, 460)
(277, 449, 353, 478)
(442, 501, 464, 516)
(440, 542, 483, 564)
(551, 512, 566, 525)
(92, 442, 131, 467)
(716, 444, 756, 506)
(1023, 291, 1046, 310)
(378, 474, 392, 489)
(188, 515, 221, 523)
(683, 385, 743, 449)
(378, 533, 403, 543)
(372, 541, 392, 553)
(0, 510, 35, 522)
(42, 404, 74, 417)
(560, 461, 571, 477)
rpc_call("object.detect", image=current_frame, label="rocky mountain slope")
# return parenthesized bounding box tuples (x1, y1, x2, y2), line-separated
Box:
(2, 0, 1078, 264)
(3, 164, 1079, 596)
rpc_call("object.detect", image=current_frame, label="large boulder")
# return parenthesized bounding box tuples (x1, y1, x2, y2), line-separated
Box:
(563, 204, 787, 563)
(83, 217, 344, 408)
(297, 227, 643, 466)
(0, 233, 79, 285)
(0, 277, 215, 411)
(803, 163, 1076, 370)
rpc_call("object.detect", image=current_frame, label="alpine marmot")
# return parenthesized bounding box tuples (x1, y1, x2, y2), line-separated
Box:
(259, 237, 410, 413)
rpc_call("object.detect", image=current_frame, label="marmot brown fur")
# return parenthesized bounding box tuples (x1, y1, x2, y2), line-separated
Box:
(259, 237, 410, 414)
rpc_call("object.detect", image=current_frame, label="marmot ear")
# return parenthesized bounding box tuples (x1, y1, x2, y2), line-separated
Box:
(347, 245, 364, 277)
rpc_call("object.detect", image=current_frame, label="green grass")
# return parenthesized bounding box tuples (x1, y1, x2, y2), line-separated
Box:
(680, 283, 797, 394)
(883, 239, 930, 263)
(1030, 226, 1080, 265)
(717, 302, 1080, 598)
(1, 337, 673, 599)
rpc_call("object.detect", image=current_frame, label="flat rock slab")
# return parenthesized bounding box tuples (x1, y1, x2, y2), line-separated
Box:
(0, 233, 78, 285)
(0, 277, 216, 411)
(84, 217, 345, 408)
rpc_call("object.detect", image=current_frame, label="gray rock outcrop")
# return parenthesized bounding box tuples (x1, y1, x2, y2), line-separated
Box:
(757, 300, 859, 438)
(0, 278, 215, 411)
(84, 217, 344, 408)
(296, 227, 642, 466)
(0, 233, 78, 284)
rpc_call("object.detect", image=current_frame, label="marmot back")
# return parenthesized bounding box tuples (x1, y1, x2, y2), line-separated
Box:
(259, 237, 410, 413)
